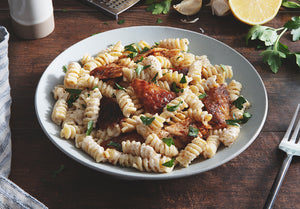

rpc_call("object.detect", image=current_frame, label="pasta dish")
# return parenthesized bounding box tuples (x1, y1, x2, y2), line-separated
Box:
(51, 38, 251, 173)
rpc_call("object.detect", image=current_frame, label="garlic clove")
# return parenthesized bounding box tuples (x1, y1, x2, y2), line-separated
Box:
(173, 0, 203, 16)
(211, 0, 231, 16)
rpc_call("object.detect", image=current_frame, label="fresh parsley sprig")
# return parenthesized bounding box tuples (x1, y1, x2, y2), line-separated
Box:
(145, 0, 172, 15)
(246, 16, 300, 73)
(282, 0, 300, 9)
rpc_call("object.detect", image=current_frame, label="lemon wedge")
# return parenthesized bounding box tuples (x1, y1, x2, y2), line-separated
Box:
(173, 0, 203, 16)
(228, 0, 281, 25)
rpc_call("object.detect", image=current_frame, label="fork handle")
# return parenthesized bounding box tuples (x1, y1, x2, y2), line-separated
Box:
(263, 153, 293, 209)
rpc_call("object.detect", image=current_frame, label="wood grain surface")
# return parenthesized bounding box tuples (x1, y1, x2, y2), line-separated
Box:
(1, 0, 300, 208)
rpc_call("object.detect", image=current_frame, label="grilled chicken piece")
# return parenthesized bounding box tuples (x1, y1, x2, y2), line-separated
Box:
(97, 97, 123, 129)
(90, 63, 123, 80)
(203, 84, 230, 129)
(132, 48, 181, 63)
(131, 78, 176, 114)
(164, 119, 201, 149)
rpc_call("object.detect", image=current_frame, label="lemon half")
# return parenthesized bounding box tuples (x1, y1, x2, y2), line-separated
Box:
(228, 0, 281, 25)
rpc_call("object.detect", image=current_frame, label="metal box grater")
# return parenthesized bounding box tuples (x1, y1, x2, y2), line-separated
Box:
(85, 0, 140, 20)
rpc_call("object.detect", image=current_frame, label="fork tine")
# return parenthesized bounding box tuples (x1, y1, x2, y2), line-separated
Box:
(290, 117, 300, 143)
(282, 104, 300, 142)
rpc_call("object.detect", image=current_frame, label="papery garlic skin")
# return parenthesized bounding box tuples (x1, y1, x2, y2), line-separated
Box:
(173, 0, 203, 16)
(210, 0, 231, 16)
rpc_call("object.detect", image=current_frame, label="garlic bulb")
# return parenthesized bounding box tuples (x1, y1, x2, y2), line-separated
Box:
(210, 0, 231, 16)
(173, 0, 203, 16)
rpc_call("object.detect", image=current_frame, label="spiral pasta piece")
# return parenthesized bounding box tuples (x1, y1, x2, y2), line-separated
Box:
(159, 38, 189, 52)
(176, 137, 207, 168)
(227, 80, 242, 102)
(115, 89, 136, 117)
(155, 56, 172, 69)
(145, 133, 178, 157)
(230, 100, 250, 120)
(120, 116, 140, 133)
(95, 123, 121, 141)
(60, 123, 83, 140)
(202, 131, 221, 158)
(122, 140, 160, 159)
(75, 134, 105, 162)
(170, 52, 195, 68)
(64, 62, 81, 88)
(83, 88, 102, 127)
(219, 125, 240, 146)
(188, 59, 202, 83)
(136, 114, 165, 139)
(104, 148, 174, 173)
(52, 99, 68, 125)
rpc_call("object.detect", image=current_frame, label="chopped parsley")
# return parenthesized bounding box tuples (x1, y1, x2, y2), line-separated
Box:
(117, 19, 125, 24)
(134, 56, 144, 63)
(162, 158, 175, 167)
(86, 120, 93, 135)
(140, 115, 155, 125)
(135, 64, 151, 76)
(226, 112, 252, 126)
(63, 65, 68, 73)
(107, 141, 121, 150)
(51, 164, 65, 178)
(188, 126, 199, 137)
(220, 64, 227, 73)
(151, 72, 159, 84)
(65, 88, 82, 107)
(167, 101, 183, 112)
(171, 82, 183, 93)
(179, 75, 187, 84)
(233, 96, 247, 110)
(198, 93, 206, 99)
(162, 137, 174, 147)
(115, 83, 126, 92)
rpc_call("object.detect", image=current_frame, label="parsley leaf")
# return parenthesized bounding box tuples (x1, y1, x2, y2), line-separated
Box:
(162, 137, 174, 147)
(198, 93, 206, 99)
(63, 65, 67, 73)
(171, 82, 183, 93)
(86, 120, 93, 136)
(188, 126, 199, 137)
(282, 0, 300, 8)
(115, 83, 126, 92)
(140, 115, 155, 125)
(156, 18, 163, 24)
(107, 141, 121, 150)
(179, 75, 187, 84)
(261, 48, 286, 73)
(135, 64, 151, 76)
(162, 158, 175, 167)
(52, 164, 65, 178)
(65, 89, 82, 107)
(246, 25, 278, 46)
(146, 0, 172, 15)
(151, 72, 158, 83)
(247, 17, 300, 73)
(167, 101, 183, 112)
(117, 19, 125, 24)
(226, 112, 252, 126)
(233, 96, 247, 110)
(284, 16, 300, 41)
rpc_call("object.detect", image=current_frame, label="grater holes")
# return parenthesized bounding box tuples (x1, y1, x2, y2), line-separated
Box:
(102, 0, 127, 9)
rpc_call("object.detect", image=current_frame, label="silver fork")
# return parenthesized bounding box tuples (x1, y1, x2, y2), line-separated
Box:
(264, 104, 300, 209)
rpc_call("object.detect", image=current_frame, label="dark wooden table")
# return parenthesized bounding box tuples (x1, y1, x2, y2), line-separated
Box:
(1, 0, 300, 208)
